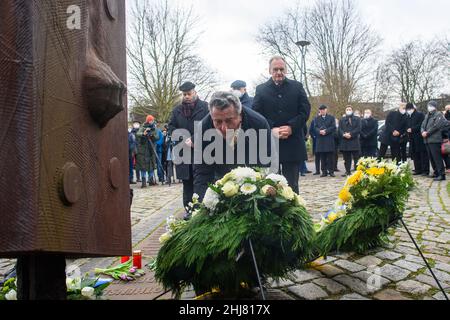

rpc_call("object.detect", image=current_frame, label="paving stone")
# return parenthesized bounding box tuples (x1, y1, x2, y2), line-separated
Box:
(373, 289, 411, 300)
(355, 256, 382, 267)
(433, 291, 450, 300)
(393, 260, 424, 272)
(379, 264, 411, 282)
(269, 278, 295, 288)
(333, 275, 372, 295)
(394, 245, 420, 255)
(414, 274, 450, 290)
(396, 280, 431, 295)
(287, 283, 329, 300)
(375, 251, 403, 261)
(314, 264, 345, 277)
(292, 269, 323, 283)
(333, 260, 365, 273)
(435, 263, 450, 273)
(313, 278, 347, 295)
(404, 254, 426, 265)
(266, 289, 295, 300)
(422, 269, 450, 283)
(339, 293, 370, 300)
(351, 271, 390, 291)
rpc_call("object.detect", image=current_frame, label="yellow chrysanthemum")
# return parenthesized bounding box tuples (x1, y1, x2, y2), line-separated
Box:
(366, 167, 385, 176)
(338, 187, 351, 203)
(327, 212, 338, 223)
(357, 165, 365, 171)
(347, 170, 363, 186)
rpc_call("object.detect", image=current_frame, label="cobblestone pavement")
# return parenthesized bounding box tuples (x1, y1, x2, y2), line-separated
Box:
(1, 161, 449, 300)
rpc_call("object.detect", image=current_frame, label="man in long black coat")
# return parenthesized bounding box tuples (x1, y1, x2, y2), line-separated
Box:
(360, 109, 379, 158)
(168, 82, 209, 216)
(405, 103, 429, 175)
(253, 56, 311, 193)
(193, 92, 272, 200)
(379, 104, 408, 164)
(314, 105, 336, 177)
(339, 106, 362, 176)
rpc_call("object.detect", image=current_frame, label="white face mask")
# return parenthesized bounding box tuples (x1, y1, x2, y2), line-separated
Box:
(364, 113, 371, 119)
(428, 106, 436, 113)
(232, 90, 244, 99)
(346, 111, 353, 116)
(399, 109, 406, 115)
(133, 124, 140, 129)
(407, 110, 414, 116)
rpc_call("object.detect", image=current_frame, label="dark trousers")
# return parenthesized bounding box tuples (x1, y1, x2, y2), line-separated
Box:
(129, 154, 134, 182)
(361, 146, 378, 158)
(342, 151, 360, 174)
(334, 147, 339, 170)
(379, 143, 401, 164)
(182, 177, 194, 210)
(426, 143, 445, 176)
(318, 152, 334, 174)
(314, 153, 320, 173)
(280, 162, 300, 194)
(412, 150, 430, 174)
(400, 142, 408, 162)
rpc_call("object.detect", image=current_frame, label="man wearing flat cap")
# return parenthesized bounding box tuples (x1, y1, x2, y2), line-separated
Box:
(168, 81, 209, 218)
(231, 80, 254, 110)
(314, 105, 337, 177)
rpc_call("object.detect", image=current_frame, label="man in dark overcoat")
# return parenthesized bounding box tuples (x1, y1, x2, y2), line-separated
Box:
(378, 104, 408, 164)
(253, 56, 311, 193)
(339, 106, 362, 176)
(405, 103, 429, 175)
(314, 105, 336, 177)
(168, 82, 209, 217)
(360, 109, 379, 158)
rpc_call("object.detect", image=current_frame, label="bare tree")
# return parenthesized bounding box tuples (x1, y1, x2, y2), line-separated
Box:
(257, 0, 382, 115)
(127, 0, 218, 122)
(378, 39, 448, 104)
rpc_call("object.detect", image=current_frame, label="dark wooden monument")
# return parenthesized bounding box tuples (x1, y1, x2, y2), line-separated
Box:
(0, 0, 131, 299)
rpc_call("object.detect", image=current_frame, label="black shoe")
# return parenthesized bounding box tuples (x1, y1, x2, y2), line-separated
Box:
(334, 169, 340, 172)
(320, 173, 328, 177)
(434, 175, 446, 181)
(306, 170, 312, 174)
(421, 172, 430, 177)
(342, 172, 350, 177)
(301, 173, 306, 177)
(329, 173, 335, 177)
(413, 172, 422, 176)
(313, 172, 320, 176)
(130, 181, 137, 184)
(141, 177, 147, 188)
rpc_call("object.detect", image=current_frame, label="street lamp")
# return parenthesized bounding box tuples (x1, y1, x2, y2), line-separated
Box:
(295, 40, 311, 96)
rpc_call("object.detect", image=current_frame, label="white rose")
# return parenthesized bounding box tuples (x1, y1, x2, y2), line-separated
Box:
(280, 186, 295, 200)
(266, 174, 288, 187)
(203, 188, 220, 211)
(222, 181, 239, 197)
(66, 277, 81, 291)
(295, 194, 307, 207)
(81, 286, 95, 298)
(231, 167, 257, 184)
(5, 289, 17, 301)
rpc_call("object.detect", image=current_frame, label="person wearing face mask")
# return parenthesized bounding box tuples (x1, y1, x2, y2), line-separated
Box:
(405, 103, 429, 176)
(421, 101, 447, 181)
(339, 105, 362, 176)
(168, 81, 210, 219)
(360, 109, 379, 158)
(231, 80, 254, 110)
(378, 103, 408, 164)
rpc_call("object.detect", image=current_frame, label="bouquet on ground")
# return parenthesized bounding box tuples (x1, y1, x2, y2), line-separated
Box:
(0, 278, 17, 300)
(95, 259, 145, 282)
(153, 167, 315, 299)
(314, 158, 414, 255)
(66, 275, 112, 300)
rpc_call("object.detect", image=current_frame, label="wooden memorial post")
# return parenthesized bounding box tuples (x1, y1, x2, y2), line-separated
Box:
(0, 0, 131, 299)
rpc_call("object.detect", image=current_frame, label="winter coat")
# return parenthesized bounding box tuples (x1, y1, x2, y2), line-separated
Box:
(314, 114, 336, 153)
(128, 131, 137, 157)
(379, 111, 407, 146)
(193, 107, 272, 200)
(168, 99, 210, 180)
(421, 110, 447, 144)
(240, 92, 254, 110)
(135, 123, 158, 172)
(360, 117, 379, 148)
(406, 111, 426, 152)
(339, 115, 361, 152)
(253, 78, 311, 163)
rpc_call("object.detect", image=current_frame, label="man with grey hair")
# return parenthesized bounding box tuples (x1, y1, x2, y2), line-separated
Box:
(192, 91, 272, 201)
(253, 56, 311, 193)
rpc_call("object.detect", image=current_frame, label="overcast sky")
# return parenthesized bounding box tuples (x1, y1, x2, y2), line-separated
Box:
(127, 0, 450, 95)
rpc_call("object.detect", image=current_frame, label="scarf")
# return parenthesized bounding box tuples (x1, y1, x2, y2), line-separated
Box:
(181, 98, 197, 118)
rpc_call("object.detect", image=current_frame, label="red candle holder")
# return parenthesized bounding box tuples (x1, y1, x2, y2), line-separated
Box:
(121, 256, 130, 263)
(132, 250, 142, 269)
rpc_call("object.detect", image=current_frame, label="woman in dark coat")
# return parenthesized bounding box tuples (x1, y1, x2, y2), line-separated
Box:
(136, 115, 158, 187)
(314, 105, 336, 177)
(406, 103, 429, 175)
(339, 106, 361, 176)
